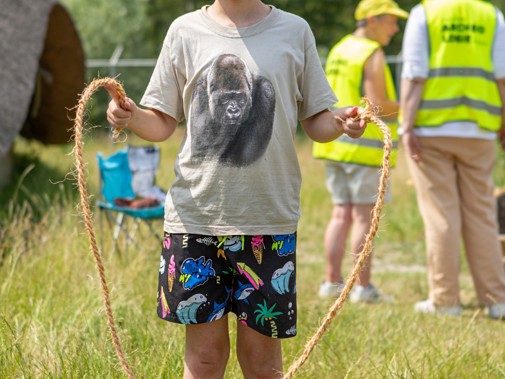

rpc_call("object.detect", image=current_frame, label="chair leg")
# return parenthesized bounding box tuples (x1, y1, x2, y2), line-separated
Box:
(99, 210, 160, 254)
(113, 215, 142, 252)
(112, 212, 124, 240)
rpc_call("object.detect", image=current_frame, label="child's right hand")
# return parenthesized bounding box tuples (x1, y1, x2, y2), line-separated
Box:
(105, 84, 137, 130)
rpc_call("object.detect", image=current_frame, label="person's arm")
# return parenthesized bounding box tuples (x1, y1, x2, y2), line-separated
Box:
(362, 49, 399, 119)
(301, 106, 367, 143)
(399, 78, 425, 161)
(493, 9, 505, 149)
(399, 4, 429, 161)
(105, 84, 177, 142)
(497, 78, 505, 149)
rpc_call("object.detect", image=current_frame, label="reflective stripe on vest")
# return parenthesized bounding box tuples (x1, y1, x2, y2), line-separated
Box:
(417, 0, 502, 131)
(313, 34, 398, 167)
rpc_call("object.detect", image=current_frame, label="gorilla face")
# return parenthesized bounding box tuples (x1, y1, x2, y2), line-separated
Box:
(207, 55, 253, 126)
(190, 54, 276, 167)
(209, 89, 252, 126)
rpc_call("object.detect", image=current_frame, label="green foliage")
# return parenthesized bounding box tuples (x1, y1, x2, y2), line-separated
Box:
(61, 0, 153, 58)
(143, 0, 209, 55)
(62, 0, 505, 59)
(270, 0, 357, 51)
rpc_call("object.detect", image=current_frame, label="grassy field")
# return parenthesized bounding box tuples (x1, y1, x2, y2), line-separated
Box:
(1, 127, 505, 378)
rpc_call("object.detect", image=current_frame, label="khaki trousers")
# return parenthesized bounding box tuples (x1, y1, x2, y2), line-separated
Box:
(406, 137, 505, 306)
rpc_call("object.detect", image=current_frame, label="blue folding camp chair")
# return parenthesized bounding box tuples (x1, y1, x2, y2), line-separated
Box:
(97, 147, 165, 254)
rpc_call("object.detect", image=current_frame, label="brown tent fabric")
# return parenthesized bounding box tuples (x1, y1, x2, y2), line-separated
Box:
(0, 0, 85, 157)
(20, 4, 85, 145)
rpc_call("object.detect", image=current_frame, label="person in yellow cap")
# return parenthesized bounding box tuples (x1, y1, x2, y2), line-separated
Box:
(314, 0, 408, 302)
(400, 0, 505, 319)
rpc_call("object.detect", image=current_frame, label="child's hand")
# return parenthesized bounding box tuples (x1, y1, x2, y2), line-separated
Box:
(333, 106, 367, 139)
(105, 84, 137, 129)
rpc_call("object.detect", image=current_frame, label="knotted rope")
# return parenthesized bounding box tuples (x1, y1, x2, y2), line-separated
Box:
(72, 78, 134, 379)
(72, 78, 391, 379)
(283, 98, 392, 379)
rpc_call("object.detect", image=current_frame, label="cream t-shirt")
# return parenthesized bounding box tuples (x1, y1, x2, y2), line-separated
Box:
(141, 6, 337, 235)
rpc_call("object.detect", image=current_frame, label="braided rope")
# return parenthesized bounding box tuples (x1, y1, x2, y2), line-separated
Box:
(283, 99, 392, 379)
(72, 78, 134, 379)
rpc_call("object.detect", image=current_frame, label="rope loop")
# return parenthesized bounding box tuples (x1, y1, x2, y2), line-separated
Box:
(72, 77, 135, 379)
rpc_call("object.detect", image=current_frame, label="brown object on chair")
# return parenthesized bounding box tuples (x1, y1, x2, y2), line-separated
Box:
(114, 196, 160, 209)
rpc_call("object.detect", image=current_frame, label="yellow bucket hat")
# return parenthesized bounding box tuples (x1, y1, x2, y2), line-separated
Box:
(355, 0, 409, 20)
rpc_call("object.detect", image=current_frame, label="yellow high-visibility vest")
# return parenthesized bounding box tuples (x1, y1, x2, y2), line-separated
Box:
(313, 34, 398, 167)
(416, 0, 501, 131)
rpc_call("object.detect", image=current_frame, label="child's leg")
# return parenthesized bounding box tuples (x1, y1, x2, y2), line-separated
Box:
(184, 316, 230, 379)
(236, 322, 283, 379)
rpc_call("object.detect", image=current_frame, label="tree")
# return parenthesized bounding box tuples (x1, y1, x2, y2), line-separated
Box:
(64, 0, 505, 60)
(61, 0, 151, 58)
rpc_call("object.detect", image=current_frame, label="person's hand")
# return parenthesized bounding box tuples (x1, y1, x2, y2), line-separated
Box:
(332, 106, 367, 139)
(104, 84, 137, 129)
(401, 129, 422, 161)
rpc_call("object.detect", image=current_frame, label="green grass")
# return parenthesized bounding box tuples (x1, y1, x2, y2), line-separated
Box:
(1, 129, 505, 378)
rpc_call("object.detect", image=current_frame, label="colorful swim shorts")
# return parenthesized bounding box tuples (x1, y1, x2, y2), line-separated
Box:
(157, 232, 297, 339)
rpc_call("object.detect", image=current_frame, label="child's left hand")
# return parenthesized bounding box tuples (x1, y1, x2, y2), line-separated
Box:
(333, 106, 367, 138)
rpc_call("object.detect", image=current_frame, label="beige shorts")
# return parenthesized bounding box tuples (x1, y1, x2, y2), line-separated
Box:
(325, 161, 391, 205)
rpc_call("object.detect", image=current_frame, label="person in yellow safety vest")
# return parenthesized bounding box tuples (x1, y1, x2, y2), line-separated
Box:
(400, 0, 505, 319)
(314, 0, 408, 302)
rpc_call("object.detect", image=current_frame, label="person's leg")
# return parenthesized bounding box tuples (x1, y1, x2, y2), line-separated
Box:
(350, 203, 374, 287)
(406, 137, 462, 307)
(346, 164, 390, 289)
(159, 233, 233, 377)
(323, 204, 352, 284)
(457, 138, 505, 306)
(320, 162, 352, 297)
(184, 316, 230, 379)
(236, 322, 283, 379)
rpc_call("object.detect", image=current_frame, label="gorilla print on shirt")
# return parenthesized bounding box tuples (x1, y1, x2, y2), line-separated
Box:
(190, 54, 275, 167)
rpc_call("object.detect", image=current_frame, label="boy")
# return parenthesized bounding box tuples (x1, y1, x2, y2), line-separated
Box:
(105, 1, 367, 377)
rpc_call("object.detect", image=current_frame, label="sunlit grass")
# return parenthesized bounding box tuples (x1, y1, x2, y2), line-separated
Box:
(1, 131, 505, 378)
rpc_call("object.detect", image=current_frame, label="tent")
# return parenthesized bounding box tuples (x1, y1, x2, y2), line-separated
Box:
(0, 0, 85, 159)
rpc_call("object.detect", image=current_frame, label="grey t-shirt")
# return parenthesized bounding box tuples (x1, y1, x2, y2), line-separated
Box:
(141, 6, 337, 235)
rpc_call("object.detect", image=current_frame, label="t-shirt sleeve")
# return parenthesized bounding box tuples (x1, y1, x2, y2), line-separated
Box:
(140, 33, 184, 122)
(298, 27, 338, 121)
(401, 4, 429, 80)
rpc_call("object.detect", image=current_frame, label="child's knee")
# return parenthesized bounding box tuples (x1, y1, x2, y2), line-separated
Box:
(236, 333, 283, 377)
(184, 342, 229, 377)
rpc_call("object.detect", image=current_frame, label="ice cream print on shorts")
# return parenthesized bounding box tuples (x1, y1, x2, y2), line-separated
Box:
(157, 233, 297, 338)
